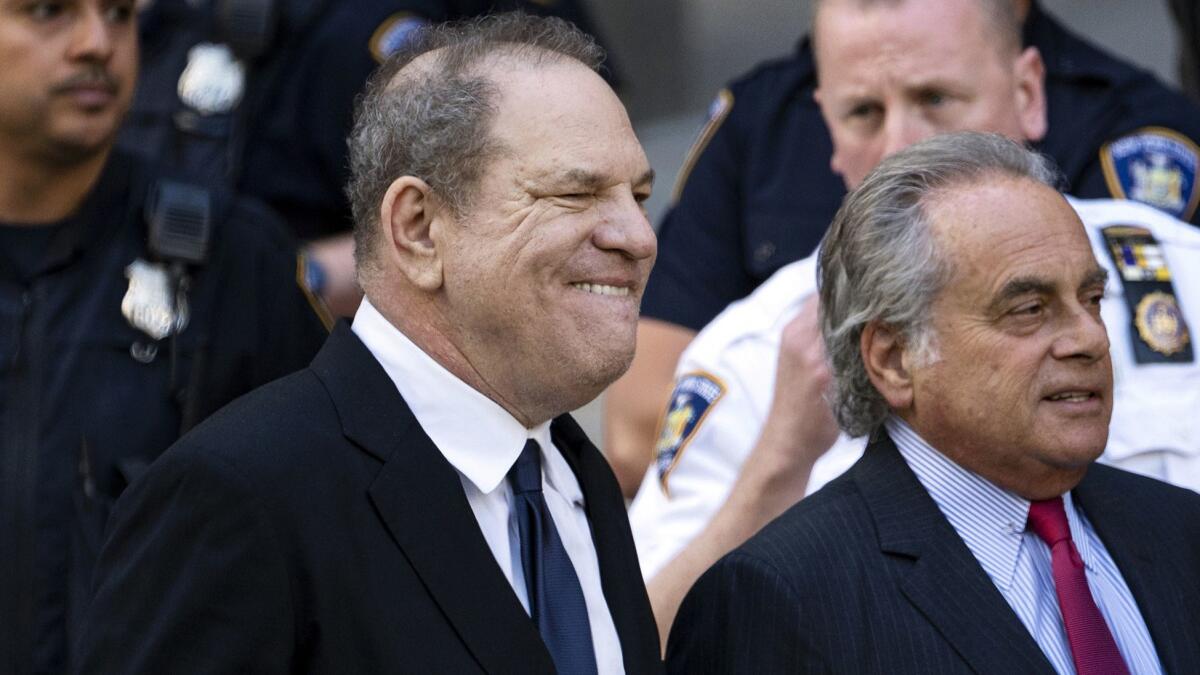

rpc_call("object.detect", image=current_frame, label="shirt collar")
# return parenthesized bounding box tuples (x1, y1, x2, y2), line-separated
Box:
(351, 298, 582, 505)
(886, 417, 1030, 591)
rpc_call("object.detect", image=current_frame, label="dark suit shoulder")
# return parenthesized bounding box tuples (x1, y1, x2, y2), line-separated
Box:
(737, 472, 876, 579)
(1079, 463, 1200, 541)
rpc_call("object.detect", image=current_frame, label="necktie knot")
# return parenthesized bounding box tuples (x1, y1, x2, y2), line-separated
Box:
(508, 440, 543, 495)
(1027, 497, 1072, 546)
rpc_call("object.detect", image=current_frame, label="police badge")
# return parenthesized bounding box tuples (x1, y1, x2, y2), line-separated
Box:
(1101, 225, 1194, 364)
(1135, 291, 1190, 357)
(122, 259, 189, 341)
(177, 43, 246, 116)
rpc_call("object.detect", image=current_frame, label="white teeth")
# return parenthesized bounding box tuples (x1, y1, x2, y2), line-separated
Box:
(1048, 392, 1091, 402)
(572, 282, 630, 297)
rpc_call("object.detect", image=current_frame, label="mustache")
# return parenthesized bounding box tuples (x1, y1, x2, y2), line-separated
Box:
(50, 67, 119, 95)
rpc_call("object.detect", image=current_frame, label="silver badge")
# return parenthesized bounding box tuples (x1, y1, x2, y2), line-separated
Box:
(121, 259, 189, 340)
(177, 43, 245, 115)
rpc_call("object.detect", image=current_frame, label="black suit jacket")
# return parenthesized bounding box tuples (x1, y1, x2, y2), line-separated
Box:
(666, 432, 1200, 674)
(76, 323, 662, 673)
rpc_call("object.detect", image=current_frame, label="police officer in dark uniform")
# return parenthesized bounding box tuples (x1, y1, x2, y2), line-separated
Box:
(121, 0, 613, 316)
(605, 0, 1200, 496)
(0, 3, 328, 672)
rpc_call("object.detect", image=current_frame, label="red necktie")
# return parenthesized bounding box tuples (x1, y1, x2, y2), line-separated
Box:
(1027, 498, 1130, 675)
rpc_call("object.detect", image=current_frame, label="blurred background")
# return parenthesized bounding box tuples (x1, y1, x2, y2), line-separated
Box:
(575, 0, 1185, 442)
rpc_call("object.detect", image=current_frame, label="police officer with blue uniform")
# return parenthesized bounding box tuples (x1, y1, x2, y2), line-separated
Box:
(0, 3, 328, 672)
(647, 0, 1200, 335)
(604, 0, 1200, 496)
(121, 0, 613, 314)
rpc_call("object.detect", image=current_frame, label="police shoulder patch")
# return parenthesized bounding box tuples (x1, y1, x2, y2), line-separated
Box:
(1100, 127, 1200, 221)
(369, 13, 430, 64)
(654, 371, 726, 495)
(671, 89, 735, 202)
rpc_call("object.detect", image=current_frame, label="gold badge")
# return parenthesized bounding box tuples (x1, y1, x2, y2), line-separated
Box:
(1134, 291, 1190, 356)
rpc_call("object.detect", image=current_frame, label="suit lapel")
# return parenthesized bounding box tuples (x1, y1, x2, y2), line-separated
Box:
(311, 324, 555, 675)
(1074, 467, 1200, 674)
(552, 416, 661, 673)
(856, 433, 1056, 675)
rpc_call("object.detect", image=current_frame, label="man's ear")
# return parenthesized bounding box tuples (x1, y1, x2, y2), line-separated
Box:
(379, 176, 444, 291)
(861, 321, 914, 412)
(1013, 46, 1047, 142)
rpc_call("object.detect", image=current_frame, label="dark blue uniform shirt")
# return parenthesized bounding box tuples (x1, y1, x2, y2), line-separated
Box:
(643, 2, 1200, 332)
(0, 151, 328, 674)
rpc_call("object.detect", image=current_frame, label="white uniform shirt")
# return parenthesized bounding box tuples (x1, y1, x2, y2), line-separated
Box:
(628, 198, 1200, 580)
(353, 299, 625, 673)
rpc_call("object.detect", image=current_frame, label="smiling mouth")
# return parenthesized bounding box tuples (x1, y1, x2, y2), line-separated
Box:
(571, 282, 631, 297)
(1044, 391, 1096, 402)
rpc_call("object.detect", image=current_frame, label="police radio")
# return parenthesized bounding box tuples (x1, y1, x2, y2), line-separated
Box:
(146, 180, 213, 265)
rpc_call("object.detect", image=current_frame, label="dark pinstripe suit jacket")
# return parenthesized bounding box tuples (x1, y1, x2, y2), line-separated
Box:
(666, 431, 1200, 674)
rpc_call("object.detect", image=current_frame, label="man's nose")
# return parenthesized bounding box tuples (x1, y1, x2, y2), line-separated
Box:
(1054, 303, 1111, 362)
(879, 111, 934, 161)
(595, 191, 657, 262)
(69, 7, 115, 62)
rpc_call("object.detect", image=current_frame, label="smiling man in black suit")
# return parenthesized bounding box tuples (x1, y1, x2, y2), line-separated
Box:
(76, 14, 662, 674)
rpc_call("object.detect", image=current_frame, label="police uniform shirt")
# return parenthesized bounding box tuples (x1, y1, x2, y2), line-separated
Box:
(125, 0, 613, 242)
(0, 150, 329, 674)
(641, 0, 1200, 334)
(628, 197, 1200, 580)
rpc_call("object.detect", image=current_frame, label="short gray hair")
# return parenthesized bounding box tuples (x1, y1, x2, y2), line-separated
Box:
(346, 13, 605, 279)
(813, 0, 1022, 57)
(817, 132, 1060, 437)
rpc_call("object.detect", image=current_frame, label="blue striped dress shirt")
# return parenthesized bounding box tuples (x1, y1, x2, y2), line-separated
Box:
(885, 418, 1164, 675)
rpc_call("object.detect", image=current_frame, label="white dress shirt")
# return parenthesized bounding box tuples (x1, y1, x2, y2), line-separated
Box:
(352, 298, 624, 673)
(887, 417, 1163, 675)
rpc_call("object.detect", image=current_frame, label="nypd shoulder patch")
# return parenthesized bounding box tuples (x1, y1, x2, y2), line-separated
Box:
(654, 371, 726, 495)
(369, 13, 430, 64)
(1100, 127, 1200, 221)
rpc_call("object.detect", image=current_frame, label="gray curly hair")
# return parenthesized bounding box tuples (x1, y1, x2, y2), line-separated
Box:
(345, 13, 605, 280)
(817, 132, 1060, 437)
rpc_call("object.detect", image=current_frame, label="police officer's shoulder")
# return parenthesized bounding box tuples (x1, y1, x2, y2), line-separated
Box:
(723, 36, 817, 118)
(684, 256, 818, 368)
(671, 38, 819, 204)
(1033, 6, 1200, 222)
(1072, 197, 1200, 248)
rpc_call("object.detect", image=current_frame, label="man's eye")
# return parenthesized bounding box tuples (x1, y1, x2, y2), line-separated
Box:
(105, 3, 134, 22)
(846, 103, 881, 120)
(27, 1, 65, 20)
(1012, 302, 1043, 317)
(919, 90, 947, 107)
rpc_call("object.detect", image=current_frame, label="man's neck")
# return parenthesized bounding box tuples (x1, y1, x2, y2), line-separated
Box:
(369, 291, 547, 428)
(0, 145, 111, 225)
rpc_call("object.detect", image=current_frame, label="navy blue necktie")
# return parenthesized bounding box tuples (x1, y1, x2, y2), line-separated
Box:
(508, 440, 598, 675)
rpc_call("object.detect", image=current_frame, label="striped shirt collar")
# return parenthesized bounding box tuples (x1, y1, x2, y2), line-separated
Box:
(885, 417, 1098, 590)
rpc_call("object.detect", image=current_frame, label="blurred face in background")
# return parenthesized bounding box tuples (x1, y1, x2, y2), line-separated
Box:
(0, 0, 138, 163)
(814, 0, 1047, 188)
